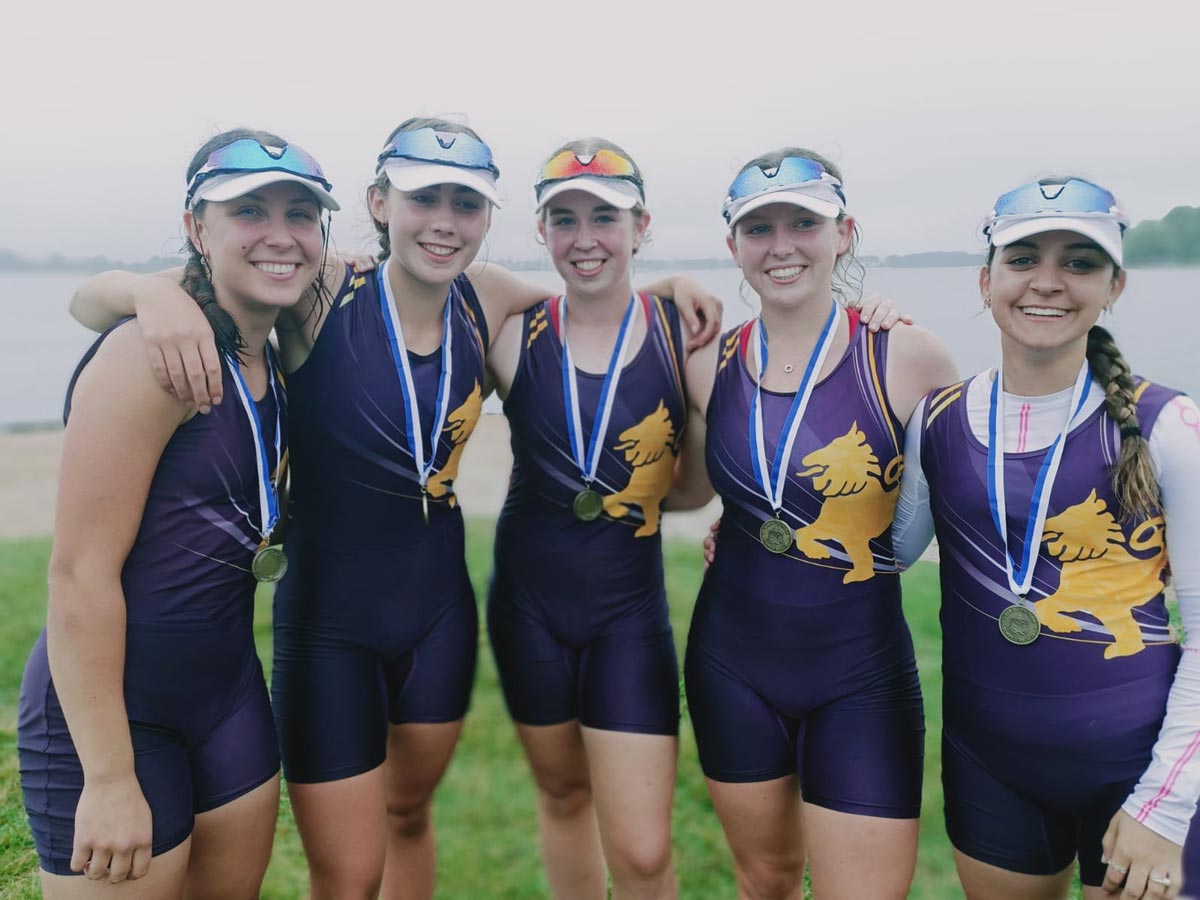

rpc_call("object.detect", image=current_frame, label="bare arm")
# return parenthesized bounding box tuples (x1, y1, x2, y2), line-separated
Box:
(636, 275, 722, 353)
(467, 262, 553, 350)
(48, 323, 188, 882)
(665, 336, 719, 509)
(883, 324, 960, 426)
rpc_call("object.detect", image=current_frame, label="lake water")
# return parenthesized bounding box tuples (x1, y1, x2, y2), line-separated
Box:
(4, 267, 1198, 427)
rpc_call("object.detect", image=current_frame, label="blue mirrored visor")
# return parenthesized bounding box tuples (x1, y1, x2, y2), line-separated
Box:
(725, 156, 842, 205)
(186, 140, 332, 205)
(376, 127, 499, 177)
(991, 179, 1122, 220)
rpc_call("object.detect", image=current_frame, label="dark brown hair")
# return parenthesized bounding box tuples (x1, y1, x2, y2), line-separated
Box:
(985, 239, 1158, 520)
(183, 128, 329, 361)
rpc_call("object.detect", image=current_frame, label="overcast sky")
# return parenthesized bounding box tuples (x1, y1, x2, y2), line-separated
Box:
(2, 0, 1197, 264)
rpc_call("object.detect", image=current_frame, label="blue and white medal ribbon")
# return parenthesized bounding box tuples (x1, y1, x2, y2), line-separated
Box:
(748, 302, 842, 520)
(986, 361, 1092, 600)
(226, 351, 286, 581)
(378, 263, 455, 523)
(560, 294, 638, 520)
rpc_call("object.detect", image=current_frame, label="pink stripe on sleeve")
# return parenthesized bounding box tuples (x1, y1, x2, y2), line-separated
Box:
(1136, 729, 1200, 823)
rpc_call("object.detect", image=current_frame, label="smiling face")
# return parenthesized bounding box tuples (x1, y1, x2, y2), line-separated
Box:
(369, 182, 490, 286)
(727, 202, 853, 310)
(538, 189, 649, 299)
(982, 230, 1126, 357)
(186, 181, 323, 312)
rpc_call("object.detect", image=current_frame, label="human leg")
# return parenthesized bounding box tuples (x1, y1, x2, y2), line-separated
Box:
(182, 775, 280, 900)
(288, 767, 388, 900)
(705, 776, 805, 900)
(582, 727, 678, 900)
(801, 805, 917, 900)
(380, 720, 465, 900)
(516, 721, 607, 900)
(39, 840, 192, 900)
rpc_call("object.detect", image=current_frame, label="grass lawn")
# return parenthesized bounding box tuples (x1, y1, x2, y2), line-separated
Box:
(0, 526, 1076, 898)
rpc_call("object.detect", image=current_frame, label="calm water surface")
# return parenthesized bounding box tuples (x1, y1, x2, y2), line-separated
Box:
(4, 267, 1197, 427)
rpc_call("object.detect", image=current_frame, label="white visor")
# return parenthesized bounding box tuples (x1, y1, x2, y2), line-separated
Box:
(191, 170, 340, 211)
(535, 176, 644, 213)
(725, 184, 844, 228)
(381, 159, 502, 208)
(988, 214, 1124, 267)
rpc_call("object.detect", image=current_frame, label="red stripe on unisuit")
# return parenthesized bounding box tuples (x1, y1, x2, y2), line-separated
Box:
(1017, 403, 1031, 452)
(1136, 729, 1200, 823)
(738, 320, 754, 363)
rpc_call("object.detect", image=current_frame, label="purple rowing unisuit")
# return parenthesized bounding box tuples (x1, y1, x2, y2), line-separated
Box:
(488, 294, 687, 735)
(19, 319, 284, 874)
(685, 315, 924, 816)
(920, 374, 1200, 884)
(271, 267, 487, 783)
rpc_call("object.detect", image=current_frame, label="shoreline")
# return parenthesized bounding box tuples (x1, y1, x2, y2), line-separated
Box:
(0, 416, 938, 561)
(0, 414, 727, 543)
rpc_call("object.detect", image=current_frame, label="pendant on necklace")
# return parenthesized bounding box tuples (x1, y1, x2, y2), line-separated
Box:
(783, 363, 795, 373)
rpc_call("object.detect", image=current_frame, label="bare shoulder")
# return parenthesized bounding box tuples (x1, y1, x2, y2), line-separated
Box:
(486, 308, 526, 398)
(685, 331, 721, 416)
(74, 322, 191, 422)
(883, 324, 959, 424)
(887, 324, 957, 377)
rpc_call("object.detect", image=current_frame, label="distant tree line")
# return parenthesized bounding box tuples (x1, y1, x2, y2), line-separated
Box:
(0, 250, 184, 274)
(3, 208, 1196, 273)
(1123, 206, 1200, 266)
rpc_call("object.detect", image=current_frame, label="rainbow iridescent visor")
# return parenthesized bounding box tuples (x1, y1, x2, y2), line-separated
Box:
(376, 128, 501, 206)
(722, 156, 845, 227)
(984, 179, 1128, 266)
(535, 149, 645, 212)
(186, 139, 338, 211)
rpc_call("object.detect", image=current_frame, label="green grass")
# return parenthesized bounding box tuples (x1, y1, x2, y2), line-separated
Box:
(0, 528, 1071, 898)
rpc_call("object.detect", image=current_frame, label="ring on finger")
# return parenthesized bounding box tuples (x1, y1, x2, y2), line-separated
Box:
(1149, 872, 1172, 886)
(1108, 860, 1129, 875)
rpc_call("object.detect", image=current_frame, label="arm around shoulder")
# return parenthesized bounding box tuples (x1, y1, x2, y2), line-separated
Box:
(467, 262, 551, 346)
(70, 268, 181, 332)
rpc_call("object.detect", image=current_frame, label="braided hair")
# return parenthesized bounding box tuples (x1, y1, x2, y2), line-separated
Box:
(985, 237, 1159, 521)
(1086, 324, 1161, 520)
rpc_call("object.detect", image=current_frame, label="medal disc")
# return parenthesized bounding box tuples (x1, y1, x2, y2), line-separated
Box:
(758, 517, 793, 554)
(252, 545, 289, 583)
(998, 604, 1040, 645)
(573, 489, 604, 522)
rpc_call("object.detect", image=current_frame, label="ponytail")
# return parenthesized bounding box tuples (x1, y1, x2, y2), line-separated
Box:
(1086, 324, 1160, 520)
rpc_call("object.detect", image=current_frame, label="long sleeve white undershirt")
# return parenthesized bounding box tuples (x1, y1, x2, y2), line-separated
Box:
(893, 372, 1200, 845)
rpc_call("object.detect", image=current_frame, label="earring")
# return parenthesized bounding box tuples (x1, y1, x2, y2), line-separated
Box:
(201, 255, 213, 280)
(983, 294, 992, 309)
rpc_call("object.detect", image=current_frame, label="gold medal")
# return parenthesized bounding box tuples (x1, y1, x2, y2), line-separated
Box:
(573, 488, 604, 522)
(252, 544, 288, 583)
(998, 604, 1040, 645)
(758, 517, 793, 554)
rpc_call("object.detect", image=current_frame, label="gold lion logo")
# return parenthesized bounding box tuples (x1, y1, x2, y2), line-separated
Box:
(792, 422, 902, 584)
(1035, 488, 1166, 659)
(602, 400, 677, 538)
(425, 380, 483, 508)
